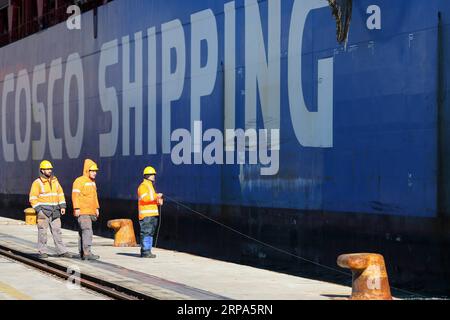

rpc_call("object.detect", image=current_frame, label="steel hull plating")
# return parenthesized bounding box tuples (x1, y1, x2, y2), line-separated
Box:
(0, 0, 450, 296)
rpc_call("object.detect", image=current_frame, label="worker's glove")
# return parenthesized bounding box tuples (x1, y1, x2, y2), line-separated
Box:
(157, 193, 164, 206)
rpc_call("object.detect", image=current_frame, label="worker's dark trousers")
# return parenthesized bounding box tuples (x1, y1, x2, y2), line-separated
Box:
(139, 216, 159, 256)
(78, 215, 96, 256)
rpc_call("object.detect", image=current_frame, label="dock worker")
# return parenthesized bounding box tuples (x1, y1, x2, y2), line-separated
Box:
(29, 161, 75, 259)
(72, 159, 101, 261)
(137, 166, 163, 258)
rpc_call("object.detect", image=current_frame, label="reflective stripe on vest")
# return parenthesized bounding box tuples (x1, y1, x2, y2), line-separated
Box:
(32, 202, 59, 208)
(41, 193, 58, 197)
(139, 193, 148, 201)
(139, 209, 159, 214)
(37, 179, 45, 193)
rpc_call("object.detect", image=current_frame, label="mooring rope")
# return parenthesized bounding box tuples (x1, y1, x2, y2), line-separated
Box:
(327, 0, 353, 45)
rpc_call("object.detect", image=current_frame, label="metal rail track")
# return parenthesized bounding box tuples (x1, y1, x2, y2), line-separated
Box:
(0, 244, 156, 300)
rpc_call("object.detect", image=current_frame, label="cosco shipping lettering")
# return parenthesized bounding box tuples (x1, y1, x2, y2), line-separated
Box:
(0, 0, 449, 302)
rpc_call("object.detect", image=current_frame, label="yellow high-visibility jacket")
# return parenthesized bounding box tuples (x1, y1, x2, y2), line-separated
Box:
(72, 159, 100, 215)
(29, 176, 66, 215)
(138, 179, 160, 220)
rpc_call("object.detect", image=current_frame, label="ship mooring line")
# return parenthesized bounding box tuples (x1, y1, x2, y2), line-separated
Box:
(154, 207, 162, 248)
(164, 195, 428, 299)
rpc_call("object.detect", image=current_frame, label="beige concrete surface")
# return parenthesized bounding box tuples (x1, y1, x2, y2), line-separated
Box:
(0, 216, 352, 300)
(0, 256, 108, 300)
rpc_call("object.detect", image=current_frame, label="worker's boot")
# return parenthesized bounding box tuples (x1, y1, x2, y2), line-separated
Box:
(142, 252, 156, 258)
(83, 254, 100, 261)
(38, 253, 49, 259)
(141, 236, 156, 258)
(57, 252, 78, 259)
(83, 253, 100, 261)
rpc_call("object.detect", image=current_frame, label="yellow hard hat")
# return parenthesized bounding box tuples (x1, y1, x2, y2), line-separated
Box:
(40, 160, 53, 170)
(89, 164, 99, 171)
(143, 166, 156, 176)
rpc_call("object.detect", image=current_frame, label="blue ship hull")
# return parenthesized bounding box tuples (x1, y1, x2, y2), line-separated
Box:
(0, 0, 449, 296)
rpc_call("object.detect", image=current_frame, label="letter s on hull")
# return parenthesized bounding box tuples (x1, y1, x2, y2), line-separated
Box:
(288, 0, 333, 148)
(99, 39, 119, 158)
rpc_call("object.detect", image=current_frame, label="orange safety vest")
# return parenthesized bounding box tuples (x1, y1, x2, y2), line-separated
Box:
(138, 179, 160, 220)
(72, 159, 100, 215)
(29, 176, 66, 213)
